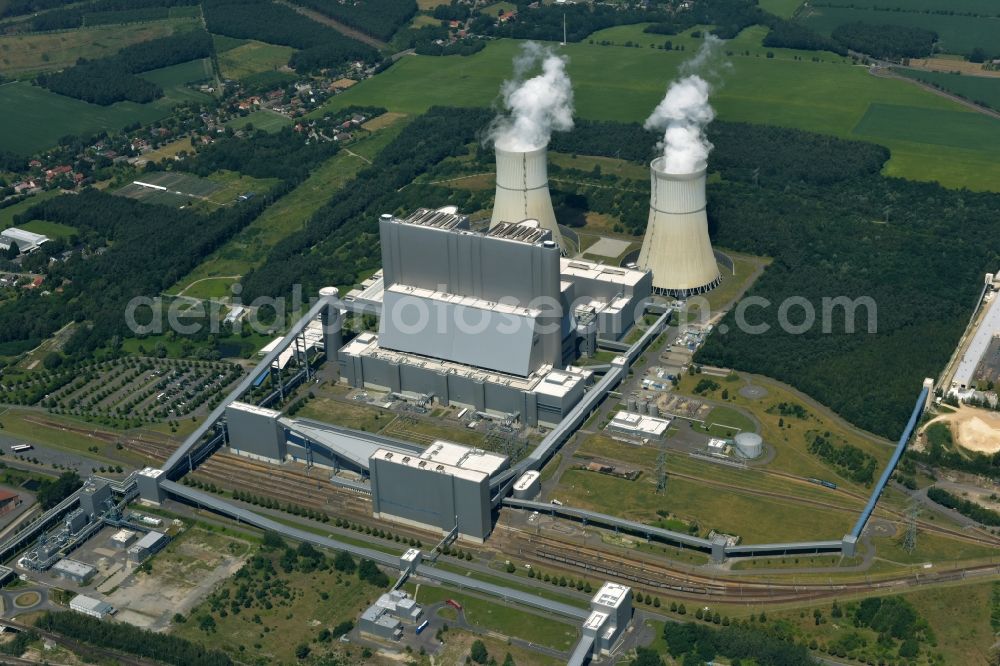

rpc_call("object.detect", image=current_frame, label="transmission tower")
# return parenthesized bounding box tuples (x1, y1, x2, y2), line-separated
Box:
(655, 448, 668, 494)
(902, 501, 919, 554)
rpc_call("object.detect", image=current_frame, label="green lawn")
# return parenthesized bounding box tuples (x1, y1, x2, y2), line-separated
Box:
(139, 58, 214, 105)
(700, 405, 756, 435)
(314, 34, 1000, 192)
(798, 4, 998, 55)
(218, 40, 295, 81)
(0, 189, 63, 228)
(223, 110, 293, 133)
(410, 585, 579, 651)
(18, 219, 77, 239)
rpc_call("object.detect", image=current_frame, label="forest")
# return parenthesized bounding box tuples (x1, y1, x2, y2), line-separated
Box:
(291, 0, 416, 42)
(35, 30, 213, 105)
(35, 611, 231, 666)
(661, 620, 815, 666)
(203, 0, 378, 69)
(831, 21, 937, 59)
(927, 487, 1000, 526)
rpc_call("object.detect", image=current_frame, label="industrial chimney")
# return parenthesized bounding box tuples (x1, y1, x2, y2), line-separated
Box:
(490, 144, 563, 249)
(638, 157, 720, 296)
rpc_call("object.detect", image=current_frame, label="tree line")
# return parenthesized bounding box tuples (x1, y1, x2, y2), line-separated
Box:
(36, 30, 213, 105)
(27, 0, 198, 31)
(35, 611, 232, 666)
(927, 486, 1000, 526)
(291, 0, 416, 42)
(661, 619, 816, 665)
(203, 0, 379, 72)
(831, 21, 937, 59)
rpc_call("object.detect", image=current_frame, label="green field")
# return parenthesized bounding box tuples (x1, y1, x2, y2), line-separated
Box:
(896, 67, 1000, 110)
(0, 18, 199, 75)
(139, 58, 214, 105)
(170, 121, 404, 292)
(211, 33, 249, 53)
(852, 103, 1000, 152)
(223, 110, 293, 133)
(757, 0, 803, 18)
(807, 0, 998, 10)
(798, 5, 999, 55)
(0, 189, 62, 228)
(0, 81, 173, 156)
(315, 35, 1000, 192)
(218, 40, 295, 81)
(18, 219, 77, 239)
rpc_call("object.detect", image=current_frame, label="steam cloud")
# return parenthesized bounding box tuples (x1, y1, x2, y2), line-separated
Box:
(645, 35, 726, 173)
(490, 42, 574, 152)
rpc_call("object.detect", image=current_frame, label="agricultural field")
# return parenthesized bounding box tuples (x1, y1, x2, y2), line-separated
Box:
(896, 67, 1000, 110)
(0, 189, 63, 228)
(0, 81, 171, 157)
(757, 0, 803, 18)
(139, 57, 214, 105)
(17, 219, 77, 239)
(317, 34, 1000, 192)
(798, 4, 998, 56)
(218, 40, 295, 81)
(0, 18, 199, 76)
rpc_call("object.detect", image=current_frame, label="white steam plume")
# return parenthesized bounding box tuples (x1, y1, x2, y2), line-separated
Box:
(490, 42, 574, 152)
(644, 35, 727, 173)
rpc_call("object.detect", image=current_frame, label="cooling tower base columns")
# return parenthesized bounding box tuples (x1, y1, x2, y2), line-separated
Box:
(638, 159, 721, 296)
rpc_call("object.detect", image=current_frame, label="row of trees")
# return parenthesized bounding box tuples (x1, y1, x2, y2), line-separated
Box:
(291, 0, 416, 42)
(36, 30, 213, 105)
(927, 487, 1000, 526)
(661, 620, 815, 666)
(27, 0, 198, 31)
(831, 21, 937, 59)
(35, 611, 232, 666)
(203, 0, 378, 71)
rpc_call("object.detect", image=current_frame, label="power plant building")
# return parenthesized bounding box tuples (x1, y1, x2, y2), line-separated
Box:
(582, 582, 633, 657)
(339, 207, 651, 426)
(369, 441, 508, 542)
(638, 159, 720, 296)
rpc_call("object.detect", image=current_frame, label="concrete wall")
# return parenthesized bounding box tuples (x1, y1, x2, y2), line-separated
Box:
(225, 404, 285, 461)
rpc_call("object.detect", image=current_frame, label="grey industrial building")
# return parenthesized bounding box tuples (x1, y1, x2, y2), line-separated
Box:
(70, 594, 114, 619)
(78, 478, 112, 519)
(370, 441, 508, 542)
(582, 582, 633, 657)
(339, 207, 651, 426)
(127, 530, 168, 563)
(51, 558, 97, 585)
(359, 604, 403, 641)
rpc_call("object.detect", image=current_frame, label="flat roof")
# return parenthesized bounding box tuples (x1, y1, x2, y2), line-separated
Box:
(592, 581, 630, 609)
(385, 283, 542, 318)
(71, 595, 112, 612)
(583, 610, 609, 631)
(373, 448, 489, 483)
(53, 559, 96, 576)
(609, 411, 670, 436)
(513, 470, 540, 490)
(111, 529, 135, 542)
(228, 401, 281, 419)
(954, 289, 1000, 387)
(420, 441, 508, 476)
(133, 531, 166, 549)
(138, 467, 163, 479)
(1, 227, 49, 244)
(561, 258, 647, 288)
(532, 370, 585, 399)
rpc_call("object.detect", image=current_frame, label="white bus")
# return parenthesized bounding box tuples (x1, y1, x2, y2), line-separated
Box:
(10, 444, 33, 453)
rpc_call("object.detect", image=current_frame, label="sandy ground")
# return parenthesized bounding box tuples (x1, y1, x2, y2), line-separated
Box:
(908, 58, 1000, 78)
(923, 406, 1000, 454)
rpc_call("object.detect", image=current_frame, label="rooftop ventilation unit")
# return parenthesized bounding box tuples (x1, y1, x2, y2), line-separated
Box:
(637, 158, 720, 296)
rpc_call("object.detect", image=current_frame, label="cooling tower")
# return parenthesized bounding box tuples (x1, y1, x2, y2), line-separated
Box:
(491, 144, 563, 249)
(637, 158, 720, 296)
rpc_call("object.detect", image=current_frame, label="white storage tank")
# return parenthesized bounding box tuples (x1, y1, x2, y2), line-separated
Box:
(734, 432, 763, 459)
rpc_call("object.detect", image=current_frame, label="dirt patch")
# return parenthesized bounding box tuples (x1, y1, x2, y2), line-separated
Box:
(13, 591, 40, 608)
(908, 58, 1000, 78)
(923, 406, 1000, 454)
(106, 527, 251, 632)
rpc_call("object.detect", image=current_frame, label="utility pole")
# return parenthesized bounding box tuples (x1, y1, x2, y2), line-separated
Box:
(655, 447, 667, 494)
(562, 13, 567, 46)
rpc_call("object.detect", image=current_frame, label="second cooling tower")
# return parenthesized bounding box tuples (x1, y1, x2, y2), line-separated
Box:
(638, 157, 720, 296)
(491, 144, 563, 249)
